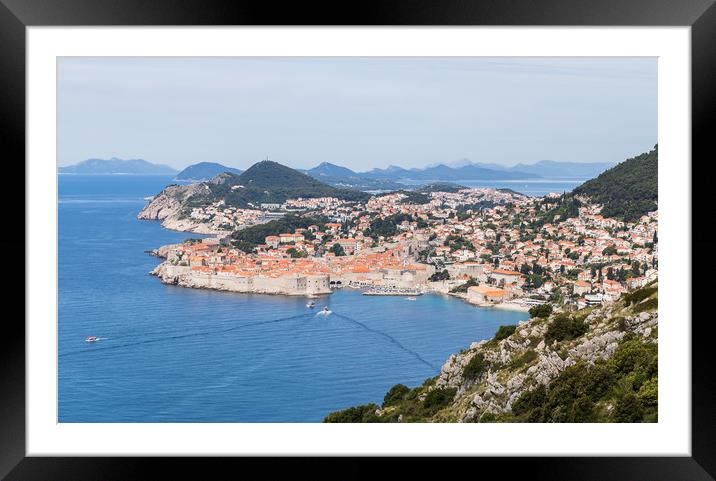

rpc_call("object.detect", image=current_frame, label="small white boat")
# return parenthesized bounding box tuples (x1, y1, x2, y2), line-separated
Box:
(306, 301, 316, 308)
(318, 306, 332, 316)
(85, 336, 99, 343)
(406, 297, 417, 301)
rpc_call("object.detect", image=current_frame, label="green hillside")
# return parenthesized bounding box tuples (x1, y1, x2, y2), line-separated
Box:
(184, 161, 370, 209)
(230, 214, 329, 252)
(573, 146, 658, 222)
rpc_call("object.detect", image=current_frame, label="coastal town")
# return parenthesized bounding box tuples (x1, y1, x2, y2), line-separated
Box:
(149, 185, 658, 312)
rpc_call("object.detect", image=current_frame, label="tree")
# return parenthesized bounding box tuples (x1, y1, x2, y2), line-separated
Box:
(428, 270, 450, 282)
(421, 387, 457, 416)
(602, 245, 617, 256)
(463, 353, 489, 380)
(613, 393, 644, 422)
(323, 404, 381, 423)
(494, 325, 517, 340)
(330, 243, 346, 256)
(607, 267, 615, 280)
(545, 314, 588, 343)
(286, 247, 307, 258)
(383, 384, 411, 408)
(529, 303, 553, 319)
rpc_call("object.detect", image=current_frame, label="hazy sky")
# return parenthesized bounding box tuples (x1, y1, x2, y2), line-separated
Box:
(57, 57, 657, 171)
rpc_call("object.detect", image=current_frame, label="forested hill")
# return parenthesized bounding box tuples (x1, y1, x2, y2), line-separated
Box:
(172, 161, 370, 210)
(572, 146, 658, 222)
(232, 161, 370, 203)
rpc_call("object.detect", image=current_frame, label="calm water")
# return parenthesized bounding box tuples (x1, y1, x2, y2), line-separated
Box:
(459, 179, 585, 196)
(58, 175, 528, 422)
(399, 179, 585, 196)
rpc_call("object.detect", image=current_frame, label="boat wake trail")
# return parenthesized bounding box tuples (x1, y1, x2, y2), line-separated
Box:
(59, 313, 313, 358)
(331, 313, 437, 370)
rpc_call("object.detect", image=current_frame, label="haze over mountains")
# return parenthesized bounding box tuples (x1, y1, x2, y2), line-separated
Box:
(58, 158, 177, 175)
(174, 162, 242, 181)
(303, 159, 617, 189)
(59, 157, 618, 188)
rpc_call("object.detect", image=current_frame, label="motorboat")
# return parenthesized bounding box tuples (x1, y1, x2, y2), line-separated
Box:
(405, 297, 417, 301)
(306, 301, 316, 308)
(85, 336, 99, 343)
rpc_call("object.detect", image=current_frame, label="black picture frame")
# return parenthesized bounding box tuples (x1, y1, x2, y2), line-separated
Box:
(2, 0, 714, 478)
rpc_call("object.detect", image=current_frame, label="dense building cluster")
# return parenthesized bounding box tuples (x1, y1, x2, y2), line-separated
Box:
(157, 187, 658, 307)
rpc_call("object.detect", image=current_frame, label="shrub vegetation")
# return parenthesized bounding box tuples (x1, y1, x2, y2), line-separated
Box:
(494, 325, 517, 341)
(529, 303, 553, 319)
(545, 314, 588, 343)
(463, 353, 489, 380)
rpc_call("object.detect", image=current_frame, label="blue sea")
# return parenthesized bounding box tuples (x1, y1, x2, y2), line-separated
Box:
(58, 175, 529, 422)
(459, 179, 585, 196)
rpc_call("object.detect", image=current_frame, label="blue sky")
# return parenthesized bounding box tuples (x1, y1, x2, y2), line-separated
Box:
(57, 57, 657, 171)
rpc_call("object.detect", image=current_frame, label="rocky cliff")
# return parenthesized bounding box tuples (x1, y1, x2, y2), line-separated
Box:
(137, 183, 221, 234)
(138, 183, 200, 221)
(324, 282, 658, 423)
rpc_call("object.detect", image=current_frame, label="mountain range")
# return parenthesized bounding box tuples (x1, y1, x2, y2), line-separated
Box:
(58, 158, 177, 175)
(60, 157, 617, 188)
(302, 163, 406, 191)
(361, 163, 538, 182)
(302, 159, 618, 188)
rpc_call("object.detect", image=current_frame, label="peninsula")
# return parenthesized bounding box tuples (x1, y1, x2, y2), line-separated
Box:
(143, 147, 658, 312)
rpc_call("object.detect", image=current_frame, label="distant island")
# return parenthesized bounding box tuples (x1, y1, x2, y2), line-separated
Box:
(58, 157, 178, 175)
(294, 159, 617, 191)
(354, 159, 616, 183)
(58, 157, 619, 187)
(175, 162, 243, 181)
(301, 162, 406, 191)
(500, 160, 618, 179)
(361, 163, 540, 182)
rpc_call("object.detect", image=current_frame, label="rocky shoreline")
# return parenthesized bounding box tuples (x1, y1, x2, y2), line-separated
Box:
(324, 282, 659, 423)
(137, 183, 228, 235)
(436, 297, 657, 421)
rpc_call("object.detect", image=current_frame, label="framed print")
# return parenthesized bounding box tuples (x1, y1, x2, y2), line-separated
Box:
(3, 0, 715, 478)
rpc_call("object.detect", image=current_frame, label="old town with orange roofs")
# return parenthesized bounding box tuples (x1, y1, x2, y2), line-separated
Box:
(150, 187, 657, 312)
